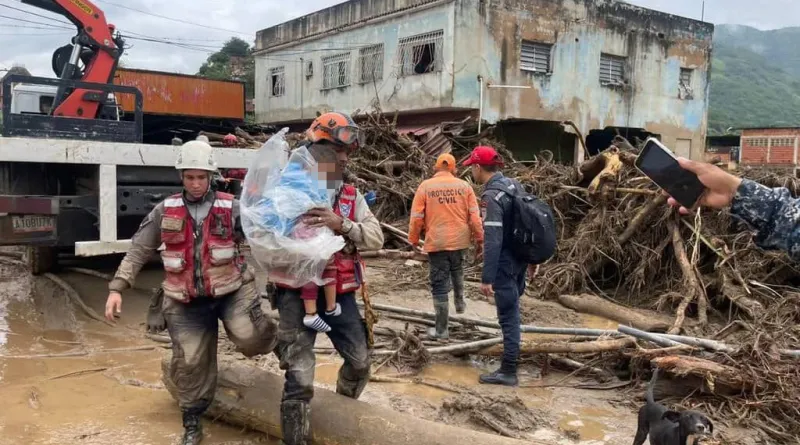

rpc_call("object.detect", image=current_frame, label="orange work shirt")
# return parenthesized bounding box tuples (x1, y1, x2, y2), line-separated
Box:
(408, 171, 484, 253)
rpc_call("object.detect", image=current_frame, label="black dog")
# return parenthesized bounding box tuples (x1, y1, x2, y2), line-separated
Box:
(632, 369, 714, 445)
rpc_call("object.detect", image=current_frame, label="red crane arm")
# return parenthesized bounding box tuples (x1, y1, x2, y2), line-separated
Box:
(22, 0, 122, 119)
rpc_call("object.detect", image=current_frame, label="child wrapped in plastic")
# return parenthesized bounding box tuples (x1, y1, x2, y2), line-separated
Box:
(241, 130, 345, 332)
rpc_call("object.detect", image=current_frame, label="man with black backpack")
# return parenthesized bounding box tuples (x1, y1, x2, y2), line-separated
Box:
(464, 146, 557, 386)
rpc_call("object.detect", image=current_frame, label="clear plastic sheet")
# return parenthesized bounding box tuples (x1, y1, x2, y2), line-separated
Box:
(241, 129, 345, 287)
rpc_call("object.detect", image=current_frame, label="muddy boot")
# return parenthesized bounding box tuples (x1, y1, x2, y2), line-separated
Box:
(454, 294, 466, 314)
(479, 368, 518, 387)
(181, 409, 204, 445)
(453, 271, 466, 314)
(336, 367, 369, 400)
(281, 401, 311, 445)
(146, 287, 166, 334)
(426, 300, 449, 340)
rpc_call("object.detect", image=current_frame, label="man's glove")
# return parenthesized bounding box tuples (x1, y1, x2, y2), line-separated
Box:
(146, 287, 166, 334)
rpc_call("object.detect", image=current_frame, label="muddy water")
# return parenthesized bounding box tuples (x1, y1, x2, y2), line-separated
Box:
(0, 259, 638, 445)
(0, 265, 271, 445)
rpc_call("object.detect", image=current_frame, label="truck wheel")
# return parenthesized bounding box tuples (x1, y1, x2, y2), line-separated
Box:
(27, 246, 56, 275)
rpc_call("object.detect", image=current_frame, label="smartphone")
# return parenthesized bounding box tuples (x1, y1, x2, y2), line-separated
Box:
(635, 138, 705, 209)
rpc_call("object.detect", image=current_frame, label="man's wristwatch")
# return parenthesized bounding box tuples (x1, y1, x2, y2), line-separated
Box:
(341, 218, 354, 235)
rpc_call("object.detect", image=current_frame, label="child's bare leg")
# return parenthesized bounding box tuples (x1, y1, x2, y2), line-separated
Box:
(301, 286, 331, 333)
(323, 284, 341, 317)
(303, 299, 318, 316)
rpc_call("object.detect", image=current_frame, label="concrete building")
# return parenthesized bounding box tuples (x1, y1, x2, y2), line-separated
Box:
(740, 127, 800, 172)
(254, 0, 713, 163)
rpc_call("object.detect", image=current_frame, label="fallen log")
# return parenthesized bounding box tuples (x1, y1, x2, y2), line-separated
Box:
(558, 294, 672, 332)
(380, 223, 421, 247)
(161, 354, 533, 445)
(650, 355, 751, 392)
(366, 302, 622, 337)
(480, 338, 634, 356)
(361, 250, 428, 261)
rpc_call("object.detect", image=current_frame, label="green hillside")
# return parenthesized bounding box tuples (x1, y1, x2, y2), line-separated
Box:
(709, 25, 800, 134)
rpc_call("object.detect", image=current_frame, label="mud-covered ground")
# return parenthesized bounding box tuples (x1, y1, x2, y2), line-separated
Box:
(0, 256, 720, 445)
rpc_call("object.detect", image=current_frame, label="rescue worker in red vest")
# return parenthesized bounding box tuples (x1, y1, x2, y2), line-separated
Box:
(103, 139, 278, 445)
(266, 112, 384, 445)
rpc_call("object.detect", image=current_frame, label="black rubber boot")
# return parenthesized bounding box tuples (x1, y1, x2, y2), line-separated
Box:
(181, 410, 204, 445)
(336, 370, 369, 400)
(454, 294, 466, 314)
(280, 401, 311, 445)
(426, 300, 449, 340)
(478, 369, 518, 387)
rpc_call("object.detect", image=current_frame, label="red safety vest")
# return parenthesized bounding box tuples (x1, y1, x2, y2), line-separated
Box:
(273, 184, 363, 294)
(159, 192, 243, 303)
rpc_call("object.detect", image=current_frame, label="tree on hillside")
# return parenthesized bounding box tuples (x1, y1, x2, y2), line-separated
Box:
(198, 37, 255, 99)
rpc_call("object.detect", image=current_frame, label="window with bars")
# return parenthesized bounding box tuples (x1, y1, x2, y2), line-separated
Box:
(679, 68, 693, 87)
(744, 138, 768, 147)
(322, 52, 351, 89)
(397, 30, 444, 76)
(678, 67, 694, 99)
(358, 44, 384, 83)
(599, 53, 626, 85)
(520, 41, 552, 73)
(270, 66, 285, 97)
(771, 137, 796, 147)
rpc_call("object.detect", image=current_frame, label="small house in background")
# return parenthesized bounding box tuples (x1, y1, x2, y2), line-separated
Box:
(739, 127, 800, 174)
(705, 134, 739, 166)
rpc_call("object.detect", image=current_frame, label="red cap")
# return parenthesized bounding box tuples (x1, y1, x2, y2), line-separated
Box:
(463, 146, 504, 167)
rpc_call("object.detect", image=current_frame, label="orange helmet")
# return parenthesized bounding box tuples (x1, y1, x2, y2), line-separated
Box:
(306, 111, 362, 151)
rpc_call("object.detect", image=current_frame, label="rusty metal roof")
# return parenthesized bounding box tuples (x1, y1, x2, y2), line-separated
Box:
(395, 125, 452, 156)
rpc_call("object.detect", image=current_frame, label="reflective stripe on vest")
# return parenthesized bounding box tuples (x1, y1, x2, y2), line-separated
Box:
(160, 192, 242, 303)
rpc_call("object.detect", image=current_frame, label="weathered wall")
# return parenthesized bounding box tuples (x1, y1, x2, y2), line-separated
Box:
(449, 0, 713, 160)
(255, 2, 458, 123)
(254, 0, 713, 160)
(255, 0, 444, 52)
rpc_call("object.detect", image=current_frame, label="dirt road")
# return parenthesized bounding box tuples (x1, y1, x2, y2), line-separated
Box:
(0, 259, 641, 445)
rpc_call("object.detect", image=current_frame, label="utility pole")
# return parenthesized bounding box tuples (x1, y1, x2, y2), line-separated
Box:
(701, 1, 705, 21)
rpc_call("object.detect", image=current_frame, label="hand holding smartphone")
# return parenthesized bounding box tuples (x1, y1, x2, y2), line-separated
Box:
(634, 138, 706, 210)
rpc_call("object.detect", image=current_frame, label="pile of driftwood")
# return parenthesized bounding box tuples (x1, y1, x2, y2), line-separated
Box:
(356, 129, 800, 441)
(197, 113, 800, 441)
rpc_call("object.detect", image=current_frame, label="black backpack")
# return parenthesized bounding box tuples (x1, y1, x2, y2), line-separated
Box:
(487, 182, 557, 265)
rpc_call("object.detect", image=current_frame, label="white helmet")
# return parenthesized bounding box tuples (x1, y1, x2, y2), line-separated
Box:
(175, 140, 217, 171)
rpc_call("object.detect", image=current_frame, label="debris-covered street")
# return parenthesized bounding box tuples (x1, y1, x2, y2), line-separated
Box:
(1, 0, 799, 442)
(2, 114, 800, 444)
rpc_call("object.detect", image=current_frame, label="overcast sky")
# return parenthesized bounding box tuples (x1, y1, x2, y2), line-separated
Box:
(0, 0, 795, 77)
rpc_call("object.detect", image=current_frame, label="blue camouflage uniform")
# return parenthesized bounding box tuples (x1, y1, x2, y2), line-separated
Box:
(480, 172, 527, 374)
(731, 179, 800, 260)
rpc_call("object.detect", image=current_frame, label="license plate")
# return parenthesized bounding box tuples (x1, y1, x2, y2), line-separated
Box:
(12, 215, 56, 233)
